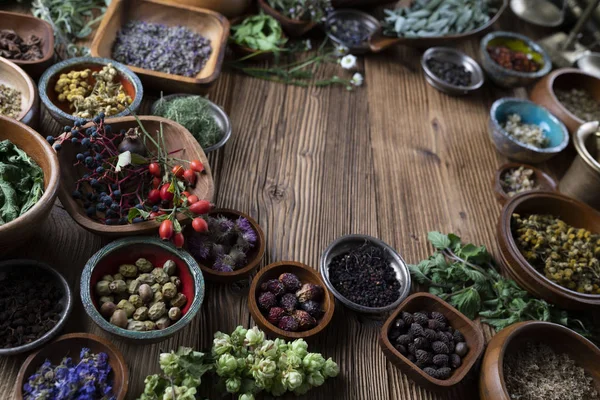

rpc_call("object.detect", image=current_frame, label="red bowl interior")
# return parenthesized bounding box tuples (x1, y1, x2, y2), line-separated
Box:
(89, 243, 195, 315)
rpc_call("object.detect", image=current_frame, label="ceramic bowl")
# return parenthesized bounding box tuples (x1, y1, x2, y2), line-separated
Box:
(248, 261, 335, 340)
(151, 94, 231, 153)
(0, 11, 55, 78)
(493, 162, 558, 205)
(497, 191, 600, 310)
(325, 9, 380, 55)
(488, 98, 569, 163)
(56, 115, 214, 237)
(81, 236, 205, 343)
(186, 208, 265, 283)
(15, 333, 129, 400)
(0, 57, 39, 127)
(0, 260, 73, 356)
(480, 31, 551, 88)
(380, 293, 485, 392)
(576, 52, 600, 79)
(530, 68, 600, 134)
(319, 234, 411, 314)
(479, 321, 600, 400)
(0, 116, 59, 254)
(39, 57, 143, 127)
(257, 0, 317, 38)
(91, 0, 229, 94)
(421, 47, 485, 96)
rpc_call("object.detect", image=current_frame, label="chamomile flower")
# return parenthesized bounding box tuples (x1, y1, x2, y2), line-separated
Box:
(351, 72, 364, 87)
(339, 54, 357, 70)
(334, 44, 349, 56)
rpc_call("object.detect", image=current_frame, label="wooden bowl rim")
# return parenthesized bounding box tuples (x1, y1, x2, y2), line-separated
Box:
(257, 0, 318, 29)
(191, 208, 266, 282)
(544, 67, 600, 126)
(56, 115, 214, 236)
(0, 11, 55, 67)
(80, 236, 205, 340)
(492, 321, 600, 398)
(499, 191, 600, 300)
(14, 332, 129, 400)
(0, 116, 60, 233)
(249, 261, 336, 339)
(379, 292, 485, 388)
(0, 57, 36, 121)
(90, 0, 230, 85)
(493, 162, 558, 205)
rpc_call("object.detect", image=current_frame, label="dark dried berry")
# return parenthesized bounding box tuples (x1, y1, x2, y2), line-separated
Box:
(448, 341, 455, 353)
(279, 293, 299, 313)
(278, 315, 299, 331)
(427, 319, 441, 330)
(258, 292, 277, 311)
(444, 331, 454, 341)
(416, 349, 432, 365)
(409, 323, 424, 337)
(395, 344, 407, 355)
(292, 310, 317, 331)
(423, 328, 437, 341)
(296, 283, 324, 302)
(432, 354, 449, 367)
(437, 331, 450, 345)
(389, 329, 401, 341)
(407, 354, 416, 363)
(437, 367, 452, 380)
(431, 311, 447, 325)
(413, 337, 429, 350)
(278, 273, 302, 292)
(450, 353, 462, 369)
(432, 341, 450, 355)
(401, 311, 414, 325)
(267, 307, 286, 325)
(413, 312, 428, 326)
(393, 318, 406, 331)
(423, 367, 438, 378)
(408, 343, 416, 355)
(455, 342, 469, 357)
(453, 330, 465, 343)
(300, 300, 323, 319)
(397, 334, 412, 346)
(260, 279, 286, 297)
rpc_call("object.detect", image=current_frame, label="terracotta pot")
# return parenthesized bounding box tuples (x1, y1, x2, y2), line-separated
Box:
(161, 0, 252, 17)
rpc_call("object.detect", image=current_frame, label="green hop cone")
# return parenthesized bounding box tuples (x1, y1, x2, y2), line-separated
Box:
(216, 353, 238, 376)
(239, 394, 255, 400)
(159, 351, 181, 377)
(279, 350, 302, 370)
(302, 353, 326, 372)
(289, 339, 308, 358)
(256, 339, 278, 359)
(226, 376, 242, 393)
(282, 369, 304, 391)
(293, 382, 312, 396)
(308, 370, 325, 387)
(244, 326, 265, 347)
(163, 385, 197, 400)
(269, 376, 287, 397)
(213, 332, 234, 356)
(274, 338, 288, 353)
(231, 326, 248, 346)
(142, 374, 167, 395)
(323, 357, 340, 378)
(181, 374, 201, 388)
(252, 358, 277, 383)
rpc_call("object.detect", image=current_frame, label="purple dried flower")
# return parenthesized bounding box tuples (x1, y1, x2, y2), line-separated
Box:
(187, 233, 211, 260)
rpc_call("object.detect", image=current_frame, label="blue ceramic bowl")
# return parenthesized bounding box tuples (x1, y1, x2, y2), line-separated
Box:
(489, 98, 569, 163)
(81, 237, 204, 343)
(39, 57, 143, 128)
(480, 32, 551, 88)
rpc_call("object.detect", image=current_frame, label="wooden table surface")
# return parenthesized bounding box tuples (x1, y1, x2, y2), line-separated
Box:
(0, 4, 577, 399)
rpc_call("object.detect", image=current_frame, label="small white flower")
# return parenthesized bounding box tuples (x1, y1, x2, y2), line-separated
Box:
(334, 44, 349, 56)
(339, 54, 357, 70)
(304, 39, 312, 50)
(351, 72, 364, 87)
(115, 151, 131, 172)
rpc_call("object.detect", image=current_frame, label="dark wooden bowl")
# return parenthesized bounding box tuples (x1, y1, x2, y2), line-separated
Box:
(15, 333, 129, 400)
(493, 162, 558, 205)
(0, 116, 59, 255)
(186, 208, 265, 283)
(229, 16, 287, 61)
(90, 0, 230, 94)
(368, 0, 507, 51)
(0, 57, 39, 128)
(249, 261, 335, 340)
(497, 191, 600, 309)
(57, 115, 214, 237)
(379, 293, 485, 392)
(479, 321, 600, 400)
(0, 11, 55, 78)
(530, 68, 600, 134)
(332, 0, 393, 6)
(257, 0, 317, 38)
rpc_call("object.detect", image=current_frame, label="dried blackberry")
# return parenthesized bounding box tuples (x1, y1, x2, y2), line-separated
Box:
(433, 354, 449, 367)
(430, 311, 447, 325)
(408, 343, 416, 355)
(413, 312, 428, 326)
(423, 367, 438, 378)
(437, 367, 452, 379)
(395, 344, 407, 355)
(432, 341, 450, 355)
(450, 353, 462, 368)
(413, 337, 429, 350)
(401, 311, 414, 325)
(397, 334, 412, 346)
(423, 328, 437, 341)
(416, 349, 432, 365)
(453, 330, 465, 343)
(409, 323, 424, 337)
(393, 318, 406, 331)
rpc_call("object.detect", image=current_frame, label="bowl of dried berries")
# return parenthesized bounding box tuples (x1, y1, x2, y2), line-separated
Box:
(81, 236, 205, 343)
(379, 292, 485, 392)
(320, 234, 411, 314)
(489, 98, 569, 163)
(39, 57, 143, 127)
(421, 47, 485, 96)
(480, 321, 600, 400)
(249, 261, 335, 340)
(480, 31, 551, 88)
(0, 260, 73, 356)
(493, 163, 558, 205)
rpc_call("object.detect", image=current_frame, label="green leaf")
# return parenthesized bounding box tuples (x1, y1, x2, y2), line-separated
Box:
(447, 233, 462, 252)
(173, 218, 182, 234)
(429, 286, 447, 296)
(408, 263, 430, 284)
(462, 267, 487, 284)
(449, 287, 481, 320)
(127, 207, 150, 223)
(428, 231, 451, 250)
(0, 180, 19, 223)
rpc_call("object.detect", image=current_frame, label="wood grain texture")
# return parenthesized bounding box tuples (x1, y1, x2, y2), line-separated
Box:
(0, 5, 576, 400)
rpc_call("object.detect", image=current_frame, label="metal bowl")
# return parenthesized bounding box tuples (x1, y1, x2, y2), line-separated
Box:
(319, 234, 411, 314)
(421, 47, 485, 96)
(0, 260, 73, 356)
(510, 0, 564, 27)
(576, 52, 600, 79)
(326, 9, 380, 54)
(151, 94, 232, 153)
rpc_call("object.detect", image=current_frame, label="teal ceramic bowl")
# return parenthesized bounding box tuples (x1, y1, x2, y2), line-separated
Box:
(489, 98, 569, 163)
(81, 237, 204, 343)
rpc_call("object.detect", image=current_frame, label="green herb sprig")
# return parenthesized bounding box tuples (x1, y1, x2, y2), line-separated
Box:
(231, 14, 288, 52)
(409, 232, 593, 336)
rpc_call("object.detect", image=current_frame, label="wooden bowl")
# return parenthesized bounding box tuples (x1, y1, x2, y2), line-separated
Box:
(0, 11, 55, 78)
(530, 68, 600, 134)
(15, 333, 129, 400)
(257, 0, 317, 38)
(160, 0, 253, 17)
(479, 321, 600, 400)
(368, 0, 507, 51)
(379, 293, 485, 392)
(0, 57, 39, 128)
(0, 116, 59, 255)
(249, 261, 335, 340)
(497, 191, 600, 309)
(81, 237, 205, 343)
(229, 16, 287, 61)
(493, 163, 558, 205)
(57, 115, 214, 237)
(186, 208, 265, 283)
(91, 0, 230, 94)
(38, 56, 143, 127)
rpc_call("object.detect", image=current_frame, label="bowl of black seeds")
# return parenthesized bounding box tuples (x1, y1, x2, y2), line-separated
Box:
(319, 234, 411, 314)
(421, 47, 485, 96)
(0, 260, 72, 356)
(326, 9, 380, 54)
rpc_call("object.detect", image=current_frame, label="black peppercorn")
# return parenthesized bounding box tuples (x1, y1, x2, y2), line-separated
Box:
(426, 58, 473, 87)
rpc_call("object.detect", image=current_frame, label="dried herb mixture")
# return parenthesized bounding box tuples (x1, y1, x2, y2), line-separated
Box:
(503, 113, 549, 148)
(555, 88, 600, 122)
(504, 341, 599, 400)
(0, 29, 44, 61)
(501, 166, 538, 197)
(0, 84, 22, 119)
(267, 0, 332, 23)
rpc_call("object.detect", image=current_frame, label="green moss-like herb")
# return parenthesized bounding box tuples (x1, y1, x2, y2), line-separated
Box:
(153, 96, 222, 149)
